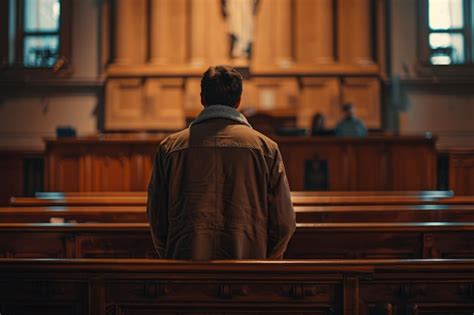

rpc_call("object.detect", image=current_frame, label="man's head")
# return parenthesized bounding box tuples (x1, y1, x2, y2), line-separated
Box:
(341, 103, 354, 119)
(200, 65, 243, 108)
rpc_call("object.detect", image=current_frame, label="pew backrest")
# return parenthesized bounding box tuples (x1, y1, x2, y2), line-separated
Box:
(3, 204, 474, 223)
(11, 193, 474, 207)
(0, 222, 473, 259)
(0, 258, 473, 315)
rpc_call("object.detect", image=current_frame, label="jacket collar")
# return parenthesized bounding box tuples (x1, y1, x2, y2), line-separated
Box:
(190, 105, 252, 128)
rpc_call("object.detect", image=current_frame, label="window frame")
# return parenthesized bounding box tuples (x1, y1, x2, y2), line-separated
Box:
(0, 0, 73, 80)
(417, 0, 474, 77)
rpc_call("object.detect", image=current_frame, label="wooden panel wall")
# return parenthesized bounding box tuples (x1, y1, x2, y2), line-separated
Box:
(104, 0, 386, 131)
(45, 139, 156, 192)
(449, 149, 474, 196)
(0, 150, 43, 205)
(2, 260, 474, 315)
(44, 136, 437, 192)
(0, 152, 24, 205)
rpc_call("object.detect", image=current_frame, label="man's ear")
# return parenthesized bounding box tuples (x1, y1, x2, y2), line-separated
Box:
(200, 93, 206, 107)
(234, 97, 242, 109)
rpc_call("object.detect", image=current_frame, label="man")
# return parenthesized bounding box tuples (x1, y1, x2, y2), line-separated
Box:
(334, 103, 368, 137)
(147, 65, 296, 260)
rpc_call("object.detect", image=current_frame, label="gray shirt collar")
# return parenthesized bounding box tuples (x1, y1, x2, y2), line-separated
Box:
(189, 105, 252, 128)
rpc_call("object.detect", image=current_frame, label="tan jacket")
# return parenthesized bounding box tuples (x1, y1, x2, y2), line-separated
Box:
(147, 105, 295, 260)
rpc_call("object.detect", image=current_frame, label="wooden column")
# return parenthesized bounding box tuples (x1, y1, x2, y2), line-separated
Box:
(113, 0, 147, 65)
(351, 0, 372, 65)
(149, 0, 188, 65)
(149, 0, 168, 65)
(274, 0, 293, 67)
(190, 0, 206, 66)
(338, 0, 373, 65)
(296, 0, 335, 64)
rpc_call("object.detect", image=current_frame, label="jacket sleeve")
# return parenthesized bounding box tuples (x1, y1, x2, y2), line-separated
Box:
(267, 148, 296, 259)
(147, 144, 169, 258)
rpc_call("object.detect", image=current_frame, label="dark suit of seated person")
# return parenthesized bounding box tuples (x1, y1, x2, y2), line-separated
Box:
(334, 103, 368, 137)
(311, 113, 334, 136)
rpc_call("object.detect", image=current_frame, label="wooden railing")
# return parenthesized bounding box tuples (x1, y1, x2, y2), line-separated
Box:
(1, 258, 473, 315)
(2, 204, 474, 223)
(10, 192, 474, 207)
(0, 222, 473, 259)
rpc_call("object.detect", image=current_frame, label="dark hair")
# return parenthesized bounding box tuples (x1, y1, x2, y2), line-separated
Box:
(341, 103, 353, 112)
(311, 113, 325, 130)
(201, 65, 243, 107)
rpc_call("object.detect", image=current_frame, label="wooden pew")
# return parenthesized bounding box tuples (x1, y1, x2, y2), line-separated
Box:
(10, 192, 472, 207)
(295, 204, 474, 223)
(35, 190, 454, 198)
(291, 190, 454, 197)
(0, 206, 147, 223)
(3, 204, 474, 223)
(1, 258, 473, 315)
(0, 222, 473, 259)
(290, 195, 474, 206)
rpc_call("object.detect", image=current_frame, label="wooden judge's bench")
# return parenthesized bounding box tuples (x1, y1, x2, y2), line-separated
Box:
(44, 134, 437, 192)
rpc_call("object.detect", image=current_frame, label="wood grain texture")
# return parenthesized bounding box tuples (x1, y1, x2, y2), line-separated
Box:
(448, 149, 474, 196)
(2, 203, 474, 224)
(43, 135, 438, 192)
(0, 222, 473, 259)
(104, 0, 385, 130)
(0, 259, 474, 314)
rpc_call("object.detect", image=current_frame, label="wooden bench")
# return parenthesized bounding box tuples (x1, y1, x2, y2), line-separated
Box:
(0, 258, 473, 315)
(0, 206, 147, 223)
(35, 190, 454, 198)
(0, 222, 472, 259)
(10, 192, 472, 207)
(295, 204, 474, 223)
(3, 204, 474, 223)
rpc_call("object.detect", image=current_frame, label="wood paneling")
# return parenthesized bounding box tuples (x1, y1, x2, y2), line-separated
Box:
(298, 77, 340, 128)
(150, 0, 188, 65)
(190, 0, 228, 66)
(105, 79, 144, 129)
(104, 0, 385, 130)
(12, 194, 474, 208)
(338, 0, 374, 65)
(388, 143, 437, 190)
(113, 0, 147, 64)
(144, 78, 186, 129)
(0, 152, 24, 205)
(44, 135, 437, 192)
(295, 0, 335, 64)
(342, 77, 381, 129)
(278, 136, 437, 191)
(105, 78, 186, 130)
(0, 150, 43, 205)
(0, 0, 8, 68)
(251, 77, 299, 112)
(44, 137, 157, 192)
(4, 203, 474, 224)
(1, 259, 474, 315)
(449, 149, 474, 196)
(187, 77, 299, 116)
(0, 222, 473, 259)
